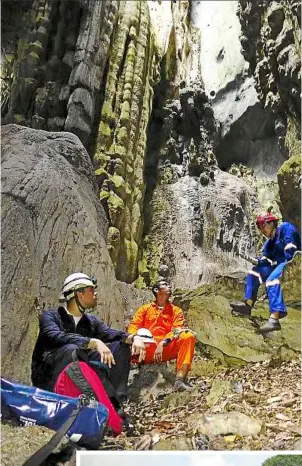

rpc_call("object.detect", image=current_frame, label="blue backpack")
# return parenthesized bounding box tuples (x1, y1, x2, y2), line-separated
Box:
(1, 378, 109, 465)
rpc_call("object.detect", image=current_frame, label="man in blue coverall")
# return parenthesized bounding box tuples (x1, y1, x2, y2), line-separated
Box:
(31, 273, 146, 397)
(231, 210, 301, 333)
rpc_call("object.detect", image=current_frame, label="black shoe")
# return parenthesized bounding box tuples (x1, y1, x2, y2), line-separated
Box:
(259, 319, 281, 334)
(174, 378, 193, 392)
(231, 302, 252, 317)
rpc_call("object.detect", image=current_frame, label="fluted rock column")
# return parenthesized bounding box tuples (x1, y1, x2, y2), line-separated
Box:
(94, 1, 161, 282)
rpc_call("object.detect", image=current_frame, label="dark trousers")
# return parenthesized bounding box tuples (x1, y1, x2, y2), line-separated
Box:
(42, 341, 131, 397)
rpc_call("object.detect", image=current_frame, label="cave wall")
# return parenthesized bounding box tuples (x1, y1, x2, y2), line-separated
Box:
(1, 0, 300, 292)
(93, 1, 161, 283)
(189, 0, 287, 220)
(93, 1, 197, 283)
(138, 80, 260, 289)
(1, 0, 199, 286)
(237, 0, 301, 228)
(1, 0, 118, 148)
(190, 1, 285, 172)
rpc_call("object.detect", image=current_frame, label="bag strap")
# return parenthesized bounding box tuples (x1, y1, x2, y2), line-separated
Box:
(22, 402, 81, 466)
(72, 349, 111, 378)
(71, 349, 131, 433)
(90, 366, 131, 432)
(66, 361, 98, 401)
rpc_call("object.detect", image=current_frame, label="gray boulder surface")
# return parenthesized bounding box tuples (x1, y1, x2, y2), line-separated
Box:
(1, 124, 126, 384)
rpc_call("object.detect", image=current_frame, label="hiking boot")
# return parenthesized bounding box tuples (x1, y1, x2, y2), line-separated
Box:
(231, 302, 252, 317)
(174, 378, 193, 392)
(259, 318, 281, 334)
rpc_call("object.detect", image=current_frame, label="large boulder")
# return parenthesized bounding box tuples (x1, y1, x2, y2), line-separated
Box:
(1, 124, 127, 384)
(175, 254, 301, 364)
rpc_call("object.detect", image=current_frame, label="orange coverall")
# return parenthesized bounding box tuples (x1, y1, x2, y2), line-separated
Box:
(127, 302, 195, 371)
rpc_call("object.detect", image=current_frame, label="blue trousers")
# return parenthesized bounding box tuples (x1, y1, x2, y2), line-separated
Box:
(244, 262, 287, 316)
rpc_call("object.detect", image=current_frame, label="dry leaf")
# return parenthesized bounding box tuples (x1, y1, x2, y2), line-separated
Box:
(267, 396, 282, 404)
(287, 425, 302, 435)
(224, 435, 237, 443)
(134, 435, 152, 451)
(152, 433, 161, 445)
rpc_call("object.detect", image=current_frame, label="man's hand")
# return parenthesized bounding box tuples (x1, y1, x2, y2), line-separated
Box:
(239, 252, 258, 265)
(131, 335, 146, 363)
(153, 341, 164, 363)
(88, 338, 115, 368)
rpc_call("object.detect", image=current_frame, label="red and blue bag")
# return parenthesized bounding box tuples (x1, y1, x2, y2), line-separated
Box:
(53, 349, 125, 436)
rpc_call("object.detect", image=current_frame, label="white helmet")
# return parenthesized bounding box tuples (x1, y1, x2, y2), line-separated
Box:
(59, 273, 96, 302)
(136, 328, 155, 343)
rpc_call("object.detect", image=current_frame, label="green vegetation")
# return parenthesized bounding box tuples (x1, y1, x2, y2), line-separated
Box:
(262, 455, 302, 466)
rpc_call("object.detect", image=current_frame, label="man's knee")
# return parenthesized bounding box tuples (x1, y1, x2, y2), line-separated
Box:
(51, 344, 79, 366)
(178, 331, 195, 343)
(265, 278, 281, 289)
(63, 343, 79, 351)
(110, 341, 131, 358)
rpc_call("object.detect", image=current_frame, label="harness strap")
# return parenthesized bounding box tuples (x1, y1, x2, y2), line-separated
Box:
(66, 361, 98, 401)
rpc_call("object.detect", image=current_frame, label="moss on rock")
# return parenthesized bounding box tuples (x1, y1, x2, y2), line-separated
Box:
(93, 1, 162, 283)
(175, 255, 301, 365)
(278, 151, 301, 230)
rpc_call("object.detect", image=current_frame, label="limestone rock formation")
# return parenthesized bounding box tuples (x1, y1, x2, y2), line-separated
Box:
(1, 0, 118, 147)
(94, 0, 196, 282)
(277, 134, 301, 230)
(191, 1, 285, 184)
(1, 124, 126, 384)
(237, 0, 301, 225)
(237, 0, 301, 154)
(94, 0, 161, 283)
(140, 80, 260, 289)
(1, 0, 199, 284)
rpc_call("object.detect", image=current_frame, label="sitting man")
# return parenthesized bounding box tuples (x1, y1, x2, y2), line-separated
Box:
(128, 278, 195, 392)
(231, 209, 301, 333)
(31, 272, 145, 399)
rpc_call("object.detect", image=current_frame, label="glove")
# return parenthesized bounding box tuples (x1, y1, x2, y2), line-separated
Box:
(239, 252, 259, 265)
(172, 328, 196, 337)
(258, 256, 276, 267)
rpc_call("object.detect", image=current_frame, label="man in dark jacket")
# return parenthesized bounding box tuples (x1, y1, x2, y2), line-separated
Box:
(31, 272, 146, 398)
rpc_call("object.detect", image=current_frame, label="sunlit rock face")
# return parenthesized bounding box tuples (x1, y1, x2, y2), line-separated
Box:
(139, 75, 260, 289)
(237, 0, 301, 229)
(190, 0, 285, 207)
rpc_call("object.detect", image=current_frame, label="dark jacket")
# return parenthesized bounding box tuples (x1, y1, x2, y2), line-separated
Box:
(31, 307, 128, 387)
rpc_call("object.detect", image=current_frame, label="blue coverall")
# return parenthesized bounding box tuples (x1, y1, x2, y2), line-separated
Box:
(245, 222, 301, 316)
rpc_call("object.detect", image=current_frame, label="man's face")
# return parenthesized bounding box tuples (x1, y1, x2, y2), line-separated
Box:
(156, 285, 171, 302)
(77, 286, 97, 309)
(259, 222, 274, 238)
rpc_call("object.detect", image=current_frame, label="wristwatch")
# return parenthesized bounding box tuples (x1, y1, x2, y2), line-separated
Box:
(161, 338, 172, 347)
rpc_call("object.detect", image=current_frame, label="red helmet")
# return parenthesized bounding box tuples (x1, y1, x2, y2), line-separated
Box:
(256, 210, 279, 229)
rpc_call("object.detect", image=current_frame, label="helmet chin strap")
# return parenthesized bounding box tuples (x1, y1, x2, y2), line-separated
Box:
(74, 293, 87, 314)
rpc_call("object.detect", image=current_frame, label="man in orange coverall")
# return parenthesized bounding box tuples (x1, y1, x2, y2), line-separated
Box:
(127, 279, 195, 392)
